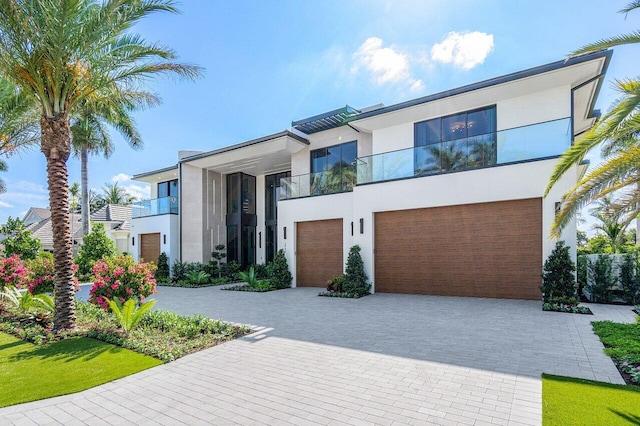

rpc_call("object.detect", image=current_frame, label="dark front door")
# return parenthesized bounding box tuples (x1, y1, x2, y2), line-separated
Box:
(226, 173, 256, 268)
(265, 171, 290, 263)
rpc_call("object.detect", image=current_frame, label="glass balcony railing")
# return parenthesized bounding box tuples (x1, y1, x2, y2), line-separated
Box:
(280, 167, 357, 200)
(357, 118, 571, 185)
(131, 196, 179, 218)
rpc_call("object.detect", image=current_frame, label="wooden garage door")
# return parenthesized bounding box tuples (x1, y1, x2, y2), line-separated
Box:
(140, 233, 161, 264)
(296, 219, 343, 287)
(375, 198, 542, 300)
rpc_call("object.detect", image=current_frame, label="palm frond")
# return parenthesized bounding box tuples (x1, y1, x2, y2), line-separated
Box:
(620, 1, 640, 16)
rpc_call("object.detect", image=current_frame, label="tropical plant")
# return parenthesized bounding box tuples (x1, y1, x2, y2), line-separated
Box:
(546, 3, 640, 237)
(107, 298, 156, 334)
(185, 270, 210, 285)
(0, 217, 41, 260)
(68, 182, 80, 213)
(0, 0, 201, 331)
(267, 249, 292, 289)
(0, 254, 30, 290)
(75, 223, 117, 276)
(89, 254, 157, 311)
(238, 266, 269, 289)
(589, 195, 635, 253)
(97, 182, 136, 206)
(1, 285, 54, 313)
(155, 252, 170, 281)
(541, 241, 578, 304)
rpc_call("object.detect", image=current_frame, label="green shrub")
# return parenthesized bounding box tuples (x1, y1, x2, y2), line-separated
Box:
(541, 241, 577, 304)
(326, 275, 346, 293)
(267, 250, 292, 289)
(210, 244, 226, 278)
(238, 266, 270, 289)
(171, 260, 207, 282)
(343, 245, 370, 297)
(619, 254, 640, 305)
(75, 223, 117, 276)
(25, 252, 54, 295)
(252, 263, 269, 280)
(108, 298, 157, 335)
(0, 217, 41, 260)
(155, 252, 170, 281)
(220, 260, 240, 282)
(588, 255, 616, 303)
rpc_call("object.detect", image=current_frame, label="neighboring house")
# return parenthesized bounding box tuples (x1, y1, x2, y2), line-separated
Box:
(131, 50, 611, 300)
(15, 205, 132, 256)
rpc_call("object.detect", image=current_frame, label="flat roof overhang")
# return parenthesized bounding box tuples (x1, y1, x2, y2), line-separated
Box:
(349, 50, 612, 137)
(132, 165, 179, 183)
(179, 131, 309, 175)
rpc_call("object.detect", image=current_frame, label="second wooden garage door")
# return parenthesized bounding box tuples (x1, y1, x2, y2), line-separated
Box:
(375, 198, 542, 300)
(296, 219, 343, 287)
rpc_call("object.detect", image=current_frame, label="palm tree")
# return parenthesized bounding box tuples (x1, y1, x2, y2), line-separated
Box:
(0, 77, 39, 193)
(69, 182, 80, 213)
(0, 0, 201, 331)
(545, 2, 640, 237)
(589, 195, 634, 253)
(99, 182, 136, 206)
(71, 99, 149, 236)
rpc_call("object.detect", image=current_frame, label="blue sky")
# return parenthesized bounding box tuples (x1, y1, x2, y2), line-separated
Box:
(1, 0, 639, 227)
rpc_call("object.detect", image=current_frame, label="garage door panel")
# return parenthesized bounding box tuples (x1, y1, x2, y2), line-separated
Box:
(375, 198, 542, 300)
(297, 219, 343, 287)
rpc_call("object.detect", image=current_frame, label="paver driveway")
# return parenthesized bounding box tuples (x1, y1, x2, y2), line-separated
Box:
(0, 287, 636, 425)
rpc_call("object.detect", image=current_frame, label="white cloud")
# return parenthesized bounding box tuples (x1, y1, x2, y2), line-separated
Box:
(109, 173, 150, 201)
(0, 201, 14, 208)
(352, 37, 425, 93)
(111, 173, 132, 183)
(431, 31, 494, 70)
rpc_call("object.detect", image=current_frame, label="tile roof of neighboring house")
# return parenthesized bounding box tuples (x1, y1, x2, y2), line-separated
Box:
(113, 220, 130, 232)
(29, 213, 83, 248)
(29, 208, 51, 221)
(90, 204, 132, 223)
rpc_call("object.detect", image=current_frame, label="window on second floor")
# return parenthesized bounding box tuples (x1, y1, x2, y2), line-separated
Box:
(158, 179, 178, 198)
(309, 141, 358, 194)
(414, 106, 497, 173)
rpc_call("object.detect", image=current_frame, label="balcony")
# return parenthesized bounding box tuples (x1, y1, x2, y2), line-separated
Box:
(131, 196, 179, 218)
(357, 118, 571, 185)
(280, 167, 357, 200)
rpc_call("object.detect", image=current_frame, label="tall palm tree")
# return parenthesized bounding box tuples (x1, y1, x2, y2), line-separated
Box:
(545, 2, 640, 236)
(68, 182, 80, 213)
(0, 0, 201, 331)
(589, 195, 635, 253)
(99, 182, 136, 205)
(71, 98, 150, 236)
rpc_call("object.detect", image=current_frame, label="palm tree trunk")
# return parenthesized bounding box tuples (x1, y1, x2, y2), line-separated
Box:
(81, 146, 90, 236)
(40, 113, 76, 331)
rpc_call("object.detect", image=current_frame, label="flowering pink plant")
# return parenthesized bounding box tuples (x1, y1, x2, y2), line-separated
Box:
(26, 253, 79, 294)
(89, 255, 157, 311)
(0, 254, 30, 290)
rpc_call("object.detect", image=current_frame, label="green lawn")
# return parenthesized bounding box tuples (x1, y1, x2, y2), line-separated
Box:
(543, 374, 640, 425)
(0, 332, 162, 408)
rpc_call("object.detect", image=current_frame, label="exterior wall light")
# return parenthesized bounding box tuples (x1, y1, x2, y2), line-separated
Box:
(555, 202, 561, 217)
(132, 237, 135, 246)
(163, 234, 167, 244)
(351, 221, 354, 236)
(359, 218, 364, 234)
(259, 232, 262, 248)
(284, 226, 287, 240)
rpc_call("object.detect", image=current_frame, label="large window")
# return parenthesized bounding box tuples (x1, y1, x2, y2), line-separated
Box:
(157, 179, 178, 198)
(265, 171, 290, 262)
(414, 106, 496, 174)
(309, 141, 357, 194)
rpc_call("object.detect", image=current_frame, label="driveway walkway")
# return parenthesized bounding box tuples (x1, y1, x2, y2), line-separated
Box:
(0, 287, 636, 425)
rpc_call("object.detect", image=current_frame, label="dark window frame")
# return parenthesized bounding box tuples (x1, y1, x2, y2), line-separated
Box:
(157, 179, 178, 199)
(414, 105, 497, 147)
(309, 140, 358, 174)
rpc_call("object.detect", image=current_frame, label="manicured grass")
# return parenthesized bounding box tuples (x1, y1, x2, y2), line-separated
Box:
(592, 321, 640, 364)
(542, 374, 640, 425)
(0, 332, 161, 408)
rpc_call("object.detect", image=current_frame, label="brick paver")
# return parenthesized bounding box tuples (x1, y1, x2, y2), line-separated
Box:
(0, 287, 636, 425)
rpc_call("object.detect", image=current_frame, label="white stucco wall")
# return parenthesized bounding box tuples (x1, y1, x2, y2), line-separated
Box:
(181, 164, 204, 262)
(130, 214, 179, 268)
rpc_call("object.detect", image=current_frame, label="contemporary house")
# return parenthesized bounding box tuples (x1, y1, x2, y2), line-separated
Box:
(131, 50, 611, 300)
